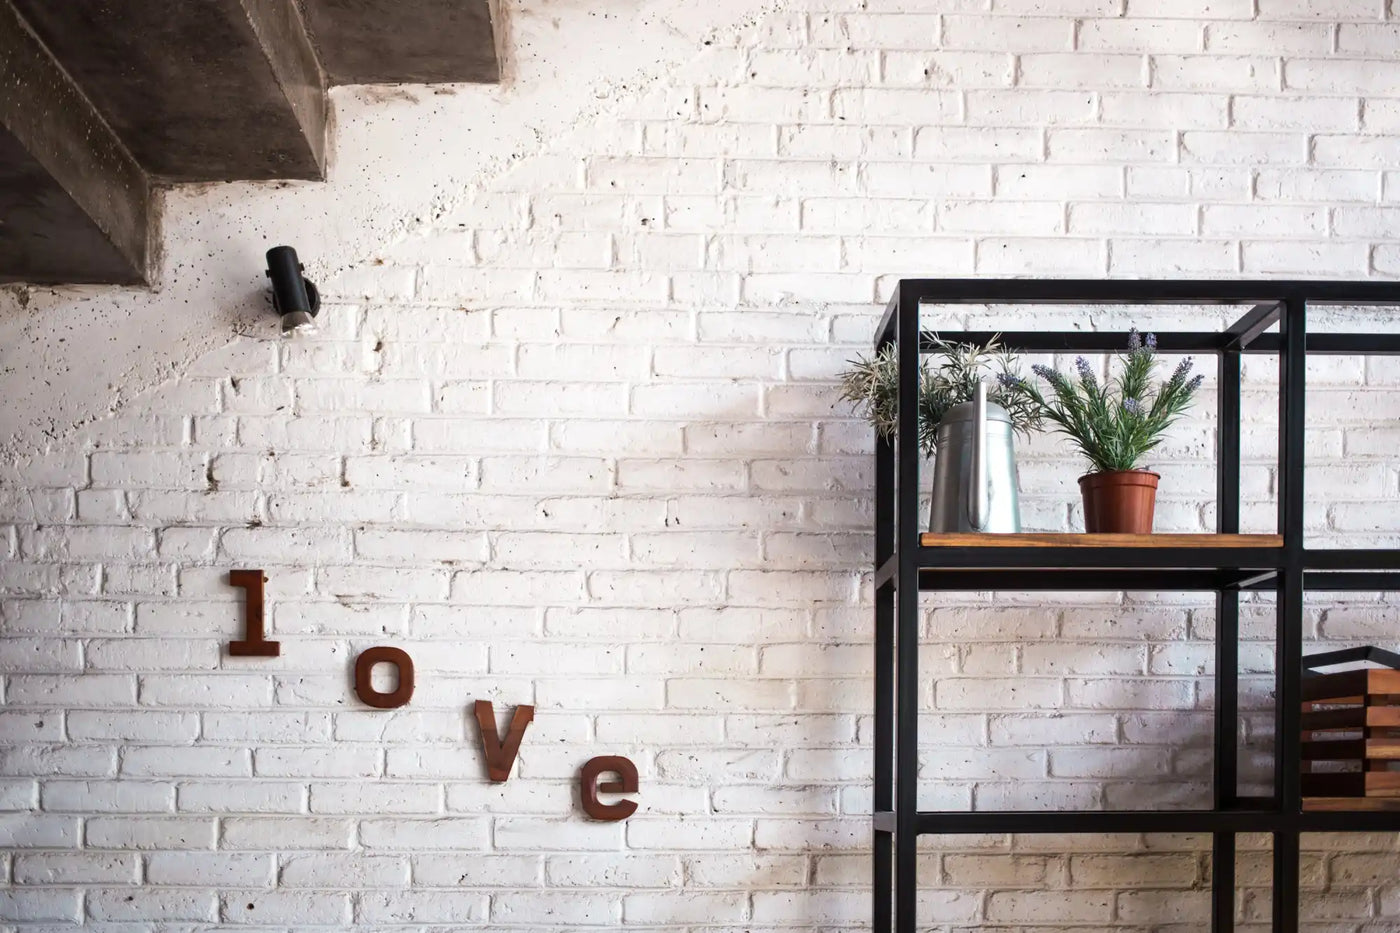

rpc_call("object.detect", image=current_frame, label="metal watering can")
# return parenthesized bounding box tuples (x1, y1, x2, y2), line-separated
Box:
(928, 381, 1021, 533)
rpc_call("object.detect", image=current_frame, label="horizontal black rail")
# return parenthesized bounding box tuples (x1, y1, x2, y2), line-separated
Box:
(914, 809, 1279, 834)
(912, 568, 1270, 592)
(1301, 811, 1400, 831)
(879, 548, 1400, 574)
(875, 808, 1400, 836)
(1303, 550, 1400, 571)
(914, 330, 1400, 355)
(875, 279, 1400, 357)
(909, 570, 1400, 593)
(906, 278, 1400, 305)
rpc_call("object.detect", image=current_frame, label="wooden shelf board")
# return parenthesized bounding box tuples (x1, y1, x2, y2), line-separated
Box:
(920, 533, 1284, 548)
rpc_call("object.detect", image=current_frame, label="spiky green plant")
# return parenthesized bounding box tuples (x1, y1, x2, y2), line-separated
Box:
(999, 329, 1203, 474)
(838, 335, 1040, 457)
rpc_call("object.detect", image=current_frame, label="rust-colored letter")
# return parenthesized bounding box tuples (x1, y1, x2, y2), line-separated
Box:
(354, 646, 415, 709)
(228, 569, 279, 657)
(474, 700, 534, 782)
(580, 755, 639, 821)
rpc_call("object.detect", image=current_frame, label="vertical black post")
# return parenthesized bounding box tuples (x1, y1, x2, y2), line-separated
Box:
(873, 313, 896, 933)
(1273, 296, 1306, 933)
(894, 285, 922, 932)
(1213, 346, 1242, 933)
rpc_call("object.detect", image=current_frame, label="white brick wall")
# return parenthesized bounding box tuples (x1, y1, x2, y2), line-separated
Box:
(5, 0, 1400, 929)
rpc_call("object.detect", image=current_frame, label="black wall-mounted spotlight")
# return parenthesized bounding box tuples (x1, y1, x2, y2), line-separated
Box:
(265, 245, 320, 337)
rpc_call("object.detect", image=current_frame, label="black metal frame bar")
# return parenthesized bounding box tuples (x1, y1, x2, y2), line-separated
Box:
(871, 279, 1400, 933)
(1302, 644, 1400, 673)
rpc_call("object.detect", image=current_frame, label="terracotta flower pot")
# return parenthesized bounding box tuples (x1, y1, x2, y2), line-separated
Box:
(1078, 469, 1160, 534)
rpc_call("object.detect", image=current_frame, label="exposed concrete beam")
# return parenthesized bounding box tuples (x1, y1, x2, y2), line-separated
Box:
(301, 0, 498, 85)
(9, 0, 327, 182)
(244, 0, 327, 173)
(0, 2, 149, 284)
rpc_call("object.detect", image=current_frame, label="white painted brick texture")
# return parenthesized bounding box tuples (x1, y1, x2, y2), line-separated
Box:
(4, 0, 1400, 929)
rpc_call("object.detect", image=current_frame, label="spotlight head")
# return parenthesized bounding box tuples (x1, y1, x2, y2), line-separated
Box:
(265, 245, 320, 337)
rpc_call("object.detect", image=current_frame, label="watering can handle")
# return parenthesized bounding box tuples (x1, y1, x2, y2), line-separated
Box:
(969, 380, 989, 530)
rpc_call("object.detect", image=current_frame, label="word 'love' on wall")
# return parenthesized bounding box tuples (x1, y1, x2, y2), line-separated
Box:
(228, 569, 638, 822)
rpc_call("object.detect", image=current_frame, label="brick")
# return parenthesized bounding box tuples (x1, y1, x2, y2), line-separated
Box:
(413, 852, 541, 886)
(147, 851, 274, 886)
(1024, 52, 1148, 88)
(812, 12, 941, 48)
(1153, 55, 1279, 92)
(138, 673, 272, 708)
(966, 90, 1096, 126)
(1242, 241, 1368, 275)
(221, 817, 353, 850)
(2, 745, 115, 778)
(1128, 0, 1252, 16)
(218, 890, 352, 925)
(976, 238, 1107, 275)
(254, 746, 379, 779)
(1111, 238, 1238, 274)
(884, 51, 1013, 88)
(547, 853, 678, 888)
(1083, 18, 1202, 51)
(86, 816, 215, 849)
(988, 889, 1114, 923)
(0, 813, 80, 848)
(68, 710, 199, 742)
(1234, 95, 1360, 131)
(625, 891, 747, 924)
(1067, 676, 1194, 709)
(1261, 0, 1385, 19)
(1287, 59, 1400, 94)
(12, 851, 138, 885)
(944, 14, 1074, 50)
(494, 816, 622, 850)
(1070, 202, 1196, 236)
(831, 88, 959, 125)
(121, 747, 249, 779)
(493, 891, 617, 925)
(1201, 204, 1327, 236)
(0, 777, 38, 809)
(281, 853, 410, 888)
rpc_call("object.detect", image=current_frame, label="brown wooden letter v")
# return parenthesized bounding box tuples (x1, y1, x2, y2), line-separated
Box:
(473, 700, 534, 783)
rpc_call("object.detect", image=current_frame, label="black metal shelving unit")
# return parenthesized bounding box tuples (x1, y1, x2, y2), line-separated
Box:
(871, 279, 1400, 933)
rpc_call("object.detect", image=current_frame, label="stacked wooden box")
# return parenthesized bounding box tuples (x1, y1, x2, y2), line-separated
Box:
(1302, 668, 1400, 811)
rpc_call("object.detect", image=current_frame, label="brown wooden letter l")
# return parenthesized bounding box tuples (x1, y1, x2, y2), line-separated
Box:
(228, 569, 280, 657)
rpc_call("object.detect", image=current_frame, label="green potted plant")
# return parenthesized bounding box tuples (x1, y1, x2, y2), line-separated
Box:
(838, 335, 1040, 455)
(839, 336, 1041, 531)
(1001, 329, 1203, 534)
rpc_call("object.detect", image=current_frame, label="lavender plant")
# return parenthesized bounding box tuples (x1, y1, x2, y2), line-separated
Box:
(999, 329, 1204, 474)
(838, 335, 1041, 456)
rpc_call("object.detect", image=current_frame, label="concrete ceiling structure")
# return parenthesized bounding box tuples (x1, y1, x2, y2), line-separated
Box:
(0, 0, 497, 286)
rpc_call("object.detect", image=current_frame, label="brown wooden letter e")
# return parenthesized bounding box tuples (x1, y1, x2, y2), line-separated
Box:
(354, 646, 415, 709)
(474, 701, 534, 782)
(580, 755, 639, 821)
(228, 570, 279, 657)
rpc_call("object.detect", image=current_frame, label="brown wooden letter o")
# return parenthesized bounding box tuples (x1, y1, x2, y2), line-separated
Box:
(354, 646, 414, 709)
(580, 755, 639, 821)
